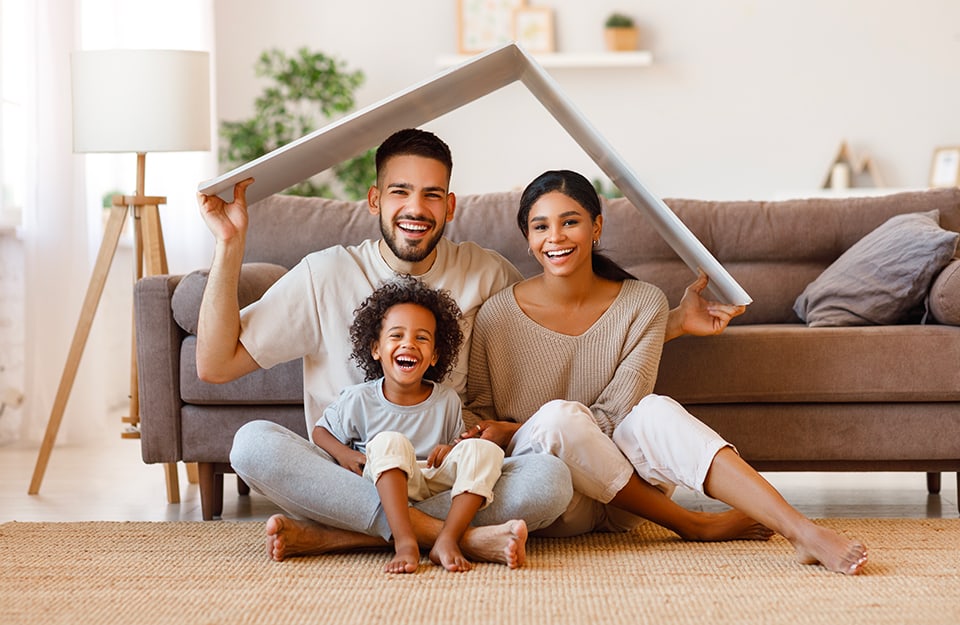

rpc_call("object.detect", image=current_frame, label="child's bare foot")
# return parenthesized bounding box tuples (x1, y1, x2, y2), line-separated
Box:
(265, 514, 385, 562)
(791, 523, 868, 575)
(385, 538, 421, 574)
(429, 535, 473, 572)
(460, 520, 527, 569)
(676, 509, 774, 542)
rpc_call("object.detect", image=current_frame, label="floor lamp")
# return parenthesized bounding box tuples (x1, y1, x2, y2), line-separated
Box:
(28, 49, 211, 503)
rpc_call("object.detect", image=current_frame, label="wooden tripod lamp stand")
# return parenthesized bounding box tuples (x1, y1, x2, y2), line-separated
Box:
(28, 49, 211, 501)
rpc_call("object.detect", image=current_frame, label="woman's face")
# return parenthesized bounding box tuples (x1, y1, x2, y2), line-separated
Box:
(526, 191, 602, 277)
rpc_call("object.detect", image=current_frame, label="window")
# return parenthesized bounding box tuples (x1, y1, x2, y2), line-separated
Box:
(0, 0, 26, 229)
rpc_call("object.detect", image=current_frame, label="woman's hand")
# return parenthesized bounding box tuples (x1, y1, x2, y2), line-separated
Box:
(458, 420, 520, 449)
(665, 269, 746, 341)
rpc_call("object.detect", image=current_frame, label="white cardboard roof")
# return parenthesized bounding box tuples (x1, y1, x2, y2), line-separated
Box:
(199, 43, 751, 305)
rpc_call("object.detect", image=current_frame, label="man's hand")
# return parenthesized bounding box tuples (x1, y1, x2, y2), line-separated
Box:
(665, 269, 746, 341)
(197, 178, 255, 244)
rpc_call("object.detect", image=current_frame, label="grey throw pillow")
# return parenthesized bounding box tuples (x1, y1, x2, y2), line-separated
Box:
(171, 262, 288, 335)
(794, 210, 959, 326)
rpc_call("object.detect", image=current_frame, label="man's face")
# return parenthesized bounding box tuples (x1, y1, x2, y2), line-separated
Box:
(368, 154, 455, 270)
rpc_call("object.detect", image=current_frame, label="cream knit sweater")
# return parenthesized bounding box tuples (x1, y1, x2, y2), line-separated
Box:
(466, 280, 669, 437)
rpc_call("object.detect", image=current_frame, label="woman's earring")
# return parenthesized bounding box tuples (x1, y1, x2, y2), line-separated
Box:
(593, 239, 599, 247)
(527, 247, 534, 256)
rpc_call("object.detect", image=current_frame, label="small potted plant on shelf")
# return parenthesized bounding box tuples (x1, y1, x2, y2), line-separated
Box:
(604, 12, 639, 51)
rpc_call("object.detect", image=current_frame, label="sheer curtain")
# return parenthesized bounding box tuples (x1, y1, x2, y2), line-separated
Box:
(20, 0, 216, 444)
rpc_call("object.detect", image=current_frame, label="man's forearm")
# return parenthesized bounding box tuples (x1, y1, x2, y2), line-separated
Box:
(196, 239, 251, 382)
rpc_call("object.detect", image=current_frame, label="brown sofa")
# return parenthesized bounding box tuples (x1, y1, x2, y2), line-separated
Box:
(135, 187, 960, 519)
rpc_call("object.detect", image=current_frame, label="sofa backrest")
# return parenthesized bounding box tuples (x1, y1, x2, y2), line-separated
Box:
(245, 187, 960, 325)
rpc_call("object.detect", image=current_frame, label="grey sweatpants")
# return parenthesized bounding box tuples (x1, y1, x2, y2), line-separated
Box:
(230, 420, 573, 541)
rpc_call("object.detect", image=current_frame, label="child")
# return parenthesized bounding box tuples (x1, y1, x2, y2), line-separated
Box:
(313, 275, 516, 573)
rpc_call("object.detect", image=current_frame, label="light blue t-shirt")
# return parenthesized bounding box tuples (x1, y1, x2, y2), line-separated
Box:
(315, 379, 465, 459)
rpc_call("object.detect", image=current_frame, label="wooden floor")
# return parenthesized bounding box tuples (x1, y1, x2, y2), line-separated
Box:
(1, 434, 957, 523)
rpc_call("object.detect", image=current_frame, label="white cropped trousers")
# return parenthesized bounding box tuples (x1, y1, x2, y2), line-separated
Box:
(508, 395, 733, 537)
(364, 432, 505, 508)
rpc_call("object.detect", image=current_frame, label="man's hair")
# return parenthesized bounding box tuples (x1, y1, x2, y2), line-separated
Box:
(375, 128, 453, 184)
(349, 275, 464, 383)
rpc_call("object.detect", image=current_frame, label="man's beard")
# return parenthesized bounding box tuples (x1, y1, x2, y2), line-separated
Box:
(380, 214, 446, 263)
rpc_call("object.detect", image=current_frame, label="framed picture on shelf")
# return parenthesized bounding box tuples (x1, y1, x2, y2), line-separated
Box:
(514, 7, 554, 53)
(458, 0, 526, 54)
(930, 146, 960, 188)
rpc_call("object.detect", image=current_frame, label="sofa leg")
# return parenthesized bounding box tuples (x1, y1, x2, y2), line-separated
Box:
(237, 476, 251, 496)
(198, 462, 224, 521)
(927, 472, 941, 495)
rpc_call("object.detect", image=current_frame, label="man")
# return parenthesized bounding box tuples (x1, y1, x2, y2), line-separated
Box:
(196, 129, 572, 564)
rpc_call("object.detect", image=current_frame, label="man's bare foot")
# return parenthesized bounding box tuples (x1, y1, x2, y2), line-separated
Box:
(264, 514, 386, 562)
(429, 535, 473, 572)
(385, 538, 421, 574)
(459, 520, 527, 569)
(791, 523, 868, 575)
(676, 509, 774, 542)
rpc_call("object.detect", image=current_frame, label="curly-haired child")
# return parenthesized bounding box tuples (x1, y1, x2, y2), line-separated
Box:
(312, 275, 520, 573)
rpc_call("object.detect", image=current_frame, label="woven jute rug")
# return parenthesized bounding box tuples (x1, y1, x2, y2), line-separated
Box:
(1, 518, 958, 625)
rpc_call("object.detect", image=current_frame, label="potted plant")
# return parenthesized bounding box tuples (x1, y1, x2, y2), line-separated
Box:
(219, 47, 375, 200)
(604, 12, 639, 51)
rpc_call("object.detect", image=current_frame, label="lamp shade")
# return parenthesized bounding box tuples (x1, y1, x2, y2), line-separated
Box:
(71, 49, 211, 154)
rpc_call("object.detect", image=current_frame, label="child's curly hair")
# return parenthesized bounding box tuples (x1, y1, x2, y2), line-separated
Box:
(350, 275, 464, 383)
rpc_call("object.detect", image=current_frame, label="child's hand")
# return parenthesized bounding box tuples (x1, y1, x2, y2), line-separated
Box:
(427, 444, 453, 468)
(334, 448, 367, 476)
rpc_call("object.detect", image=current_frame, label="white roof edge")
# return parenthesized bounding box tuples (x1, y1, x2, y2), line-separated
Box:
(199, 43, 751, 305)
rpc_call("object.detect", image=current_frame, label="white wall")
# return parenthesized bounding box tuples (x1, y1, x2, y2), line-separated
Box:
(213, 0, 960, 200)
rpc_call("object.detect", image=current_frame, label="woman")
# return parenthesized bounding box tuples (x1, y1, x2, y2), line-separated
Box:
(463, 170, 868, 575)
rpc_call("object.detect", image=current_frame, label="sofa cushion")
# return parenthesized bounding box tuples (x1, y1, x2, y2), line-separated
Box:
(179, 335, 304, 404)
(655, 324, 960, 404)
(929, 258, 960, 325)
(171, 262, 288, 335)
(793, 210, 959, 326)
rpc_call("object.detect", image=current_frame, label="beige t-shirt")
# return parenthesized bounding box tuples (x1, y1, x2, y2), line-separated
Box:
(239, 237, 522, 432)
(466, 279, 668, 437)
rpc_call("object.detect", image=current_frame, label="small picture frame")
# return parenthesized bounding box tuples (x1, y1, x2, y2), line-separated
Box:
(930, 146, 960, 188)
(513, 7, 555, 53)
(458, 0, 527, 54)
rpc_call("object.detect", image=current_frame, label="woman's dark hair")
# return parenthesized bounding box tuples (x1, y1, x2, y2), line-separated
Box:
(517, 169, 636, 282)
(349, 275, 464, 383)
(375, 128, 453, 185)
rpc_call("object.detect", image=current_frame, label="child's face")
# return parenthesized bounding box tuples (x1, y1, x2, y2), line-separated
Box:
(371, 303, 439, 388)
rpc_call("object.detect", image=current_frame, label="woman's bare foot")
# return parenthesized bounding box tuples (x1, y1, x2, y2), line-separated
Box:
(459, 520, 527, 569)
(385, 538, 421, 574)
(675, 509, 774, 542)
(429, 535, 473, 572)
(264, 514, 386, 562)
(790, 523, 868, 575)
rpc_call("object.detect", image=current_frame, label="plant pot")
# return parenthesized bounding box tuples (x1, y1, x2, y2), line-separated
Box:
(604, 26, 639, 51)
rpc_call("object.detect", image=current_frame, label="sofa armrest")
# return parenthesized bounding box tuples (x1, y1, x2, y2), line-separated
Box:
(930, 258, 960, 325)
(134, 274, 185, 464)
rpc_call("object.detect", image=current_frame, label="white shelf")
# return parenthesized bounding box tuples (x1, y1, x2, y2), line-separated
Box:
(436, 51, 653, 69)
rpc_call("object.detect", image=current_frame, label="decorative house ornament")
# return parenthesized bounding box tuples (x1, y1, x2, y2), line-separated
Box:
(200, 43, 751, 306)
(822, 141, 885, 189)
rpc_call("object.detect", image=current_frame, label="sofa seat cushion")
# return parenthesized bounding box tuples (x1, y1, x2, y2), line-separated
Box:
(655, 324, 960, 403)
(179, 336, 304, 404)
